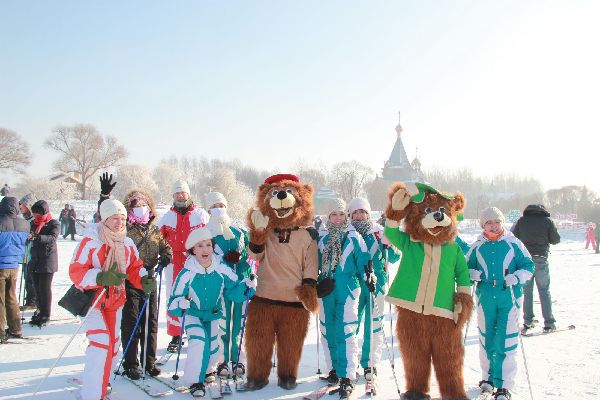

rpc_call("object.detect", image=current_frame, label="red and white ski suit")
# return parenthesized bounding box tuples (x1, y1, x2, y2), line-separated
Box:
(69, 224, 143, 400)
(157, 204, 208, 336)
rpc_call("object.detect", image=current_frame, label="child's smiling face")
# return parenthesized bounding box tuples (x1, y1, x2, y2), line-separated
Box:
(193, 239, 213, 265)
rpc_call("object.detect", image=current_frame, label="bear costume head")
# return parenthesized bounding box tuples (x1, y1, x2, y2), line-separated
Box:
(247, 174, 314, 244)
(385, 182, 465, 245)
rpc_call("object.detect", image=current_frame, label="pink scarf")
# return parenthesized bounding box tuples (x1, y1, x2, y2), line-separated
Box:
(98, 222, 127, 273)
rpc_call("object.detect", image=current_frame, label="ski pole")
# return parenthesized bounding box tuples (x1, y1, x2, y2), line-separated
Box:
(33, 288, 106, 397)
(233, 274, 255, 381)
(156, 265, 163, 320)
(315, 312, 321, 376)
(509, 286, 534, 400)
(19, 262, 26, 322)
(172, 304, 189, 381)
(142, 291, 152, 380)
(463, 285, 475, 345)
(367, 283, 374, 398)
(114, 295, 149, 379)
(371, 292, 402, 399)
(383, 245, 394, 370)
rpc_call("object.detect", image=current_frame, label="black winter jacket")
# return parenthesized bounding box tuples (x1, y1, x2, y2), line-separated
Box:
(29, 200, 60, 273)
(512, 204, 560, 258)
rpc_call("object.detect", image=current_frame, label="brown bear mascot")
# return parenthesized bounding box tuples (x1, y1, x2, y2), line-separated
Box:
(384, 182, 473, 400)
(244, 174, 319, 391)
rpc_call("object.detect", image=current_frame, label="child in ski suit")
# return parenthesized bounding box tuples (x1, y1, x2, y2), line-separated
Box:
(317, 198, 371, 398)
(467, 207, 535, 400)
(347, 197, 400, 380)
(585, 222, 597, 250)
(204, 192, 253, 378)
(167, 227, 256, 397)
(69, 200, 156, 400)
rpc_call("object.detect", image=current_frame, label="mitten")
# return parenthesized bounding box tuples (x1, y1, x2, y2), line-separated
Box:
(504, 274, 519, 286)
(223, 251, 241, 264)
(365, 273, 377, 293)
(242, 276, 258, 290)
(391, 187, 411, 211)
(469, 269, 482, 282)
(141, 276, 157, 294)
(96, 264, 127, 287)
(179, 298, 191, 310)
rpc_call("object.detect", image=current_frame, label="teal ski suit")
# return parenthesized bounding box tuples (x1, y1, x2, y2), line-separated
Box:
(317, 225, 371, 379)
(467, 231, 534, 390)
(357, 223, 400, 370)
(213, 226, 252, 366)
(168, 255, 255, 385)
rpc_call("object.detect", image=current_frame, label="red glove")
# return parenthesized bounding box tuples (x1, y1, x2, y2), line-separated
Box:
(223, 251, 241, 264)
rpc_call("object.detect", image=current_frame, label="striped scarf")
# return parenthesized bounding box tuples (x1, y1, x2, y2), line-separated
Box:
(322, 221, 347, 275)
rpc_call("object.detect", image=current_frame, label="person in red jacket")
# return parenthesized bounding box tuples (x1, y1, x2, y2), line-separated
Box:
(157, 179, 209, 352)
(69, 199, 156, 400)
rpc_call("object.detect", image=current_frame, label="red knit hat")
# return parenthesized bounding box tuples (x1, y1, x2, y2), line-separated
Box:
(264, 174, 299, 184)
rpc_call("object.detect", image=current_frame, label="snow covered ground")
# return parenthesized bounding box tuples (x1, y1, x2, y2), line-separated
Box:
(1, 225, 598, 400)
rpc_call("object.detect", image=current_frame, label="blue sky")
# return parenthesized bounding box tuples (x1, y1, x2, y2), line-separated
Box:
(1, 1, 599, 193)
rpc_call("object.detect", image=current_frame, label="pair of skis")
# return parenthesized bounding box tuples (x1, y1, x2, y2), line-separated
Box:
(521, 324, 575, 337)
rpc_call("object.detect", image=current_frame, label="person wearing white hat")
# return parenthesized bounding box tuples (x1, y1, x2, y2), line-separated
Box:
(467, 206, 535, 400)
(205, 192, 253, 379)
(167, 227, 256, 396)
(316, 198, 371, 397)
(69, 198, 156, 400)
(157, 178, 209, 351)
(348, 197, 400, 384)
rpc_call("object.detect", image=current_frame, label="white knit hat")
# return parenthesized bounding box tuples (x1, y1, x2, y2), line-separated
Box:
(100, 199, 127, 222)
(171, 179, 190, 195)
(325, 198, 346, 216)
(206, 191, 227, 209)
(347, 197, 371, 216)
(480, 206, 505, 228)
(185, 227, 213, 250)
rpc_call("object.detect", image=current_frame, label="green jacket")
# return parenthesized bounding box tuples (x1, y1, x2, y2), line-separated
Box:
(384, 224, 471, 320)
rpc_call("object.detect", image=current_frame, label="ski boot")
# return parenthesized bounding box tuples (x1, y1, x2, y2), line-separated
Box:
(337, 377, 354, 399)
(123, 366, 142, 380)
(479, 380, 494, 394)
(543, 325, 556, 333)
(204, 371, 217, 384)
(363, 367, 377, 382)
(190, 382, 206, 397)
(231, 361, 245, 377)
(167, 335, 181, 353)
(494, 388, 511, 400)
(319, 369, 339, 385)
(145, 364, 161, 377)
(217, 362, 229, 377)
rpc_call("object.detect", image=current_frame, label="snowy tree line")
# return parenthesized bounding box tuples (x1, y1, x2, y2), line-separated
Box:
(3, 123, 600, 223)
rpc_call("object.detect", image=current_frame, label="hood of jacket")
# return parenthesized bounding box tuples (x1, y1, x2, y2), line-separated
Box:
(523, 204, 551, 217)
(0, 197, 19, 218)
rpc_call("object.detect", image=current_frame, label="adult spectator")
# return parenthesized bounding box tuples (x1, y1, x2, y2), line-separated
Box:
(28, 200, 60, 327)
(1, 184, 10, 197)
(0, 197, 29, 343)
(512, 204, 560, 332)
(18, 194, 38, 310)
(59, 204, 70, 237)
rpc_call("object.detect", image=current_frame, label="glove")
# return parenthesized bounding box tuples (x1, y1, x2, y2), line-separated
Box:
(469, 269, 482, 282)
(158, 256, 171, 268)
(391, 187, 411, 211)
(242, 276, 258, 290)
(250, 209, 269, 230)
(223, 251, 241, 264)
(99, 172, 117, 196)
(504, 274, 519, 286)
(96, 263, 127, 287)
(141, 276, 157, 294)
(139, 267, 149, 278)
(179, 298, 191, 310)
(365, 273, 377, 293)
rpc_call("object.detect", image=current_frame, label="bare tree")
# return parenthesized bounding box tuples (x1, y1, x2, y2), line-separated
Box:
(207, 168, 254, 223)
(329, 161, 374, 201)
(45, 124, 128, 199)
(0, 128, 32, 173)
(113, 164, 159, 201)
(153, 162, 181, 204)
